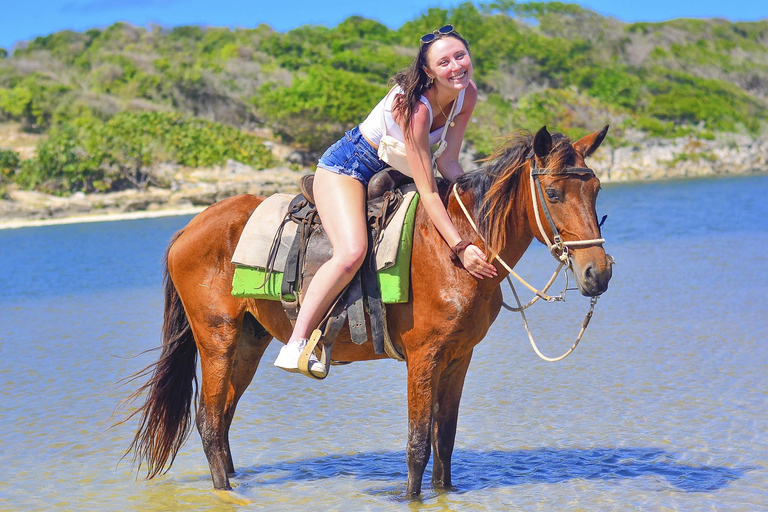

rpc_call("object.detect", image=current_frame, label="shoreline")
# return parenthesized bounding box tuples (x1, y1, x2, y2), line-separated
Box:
(2, 169, 767, 230)
(0, 161, 304, 230)
(0, 206, 206, 230)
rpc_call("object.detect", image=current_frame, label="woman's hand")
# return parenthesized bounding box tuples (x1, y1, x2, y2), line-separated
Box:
(460, 244, 497, 279)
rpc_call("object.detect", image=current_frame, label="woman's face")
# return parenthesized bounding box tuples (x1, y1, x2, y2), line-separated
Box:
(424, 36, 473, 91)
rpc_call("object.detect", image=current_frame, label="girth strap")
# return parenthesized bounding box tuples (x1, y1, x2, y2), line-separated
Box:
(280, 195, 317, 324)
(280, 231, 302, 323)
(345, 273, 368, 345)
(361, 256, 386, 355)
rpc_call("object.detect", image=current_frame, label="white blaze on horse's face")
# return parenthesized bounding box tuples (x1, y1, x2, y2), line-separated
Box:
(425, 37, 473, 91)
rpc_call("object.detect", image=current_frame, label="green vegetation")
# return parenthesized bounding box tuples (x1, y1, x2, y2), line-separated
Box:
(253, 66, 388, 153)
(0, 148, 19, 198)
(0, 2, 766, 195)
(12, 112, 273, 194)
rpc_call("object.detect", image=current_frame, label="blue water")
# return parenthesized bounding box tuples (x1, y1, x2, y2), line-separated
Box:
(0, 175, 766, 511)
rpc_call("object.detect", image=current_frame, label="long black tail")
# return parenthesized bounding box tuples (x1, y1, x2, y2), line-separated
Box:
(123, 229, 198, 479)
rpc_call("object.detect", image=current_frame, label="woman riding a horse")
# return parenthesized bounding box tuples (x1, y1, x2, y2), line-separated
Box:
(125, 25, 612, 496)
(272, 25, 497, 378)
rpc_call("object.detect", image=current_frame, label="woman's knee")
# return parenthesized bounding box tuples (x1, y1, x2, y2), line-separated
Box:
(333, 242, 367, 273)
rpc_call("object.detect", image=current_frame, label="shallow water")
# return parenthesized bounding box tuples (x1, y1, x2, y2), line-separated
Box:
(1, 175, 766, 511)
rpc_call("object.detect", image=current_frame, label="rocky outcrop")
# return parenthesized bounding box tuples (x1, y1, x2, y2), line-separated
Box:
(589, 132, 768, 181)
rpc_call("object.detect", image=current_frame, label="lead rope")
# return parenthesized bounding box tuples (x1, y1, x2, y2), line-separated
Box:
(451, 182, 599, 362)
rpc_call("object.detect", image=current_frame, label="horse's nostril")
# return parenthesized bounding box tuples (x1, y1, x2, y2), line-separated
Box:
(584, 263, 595, 281)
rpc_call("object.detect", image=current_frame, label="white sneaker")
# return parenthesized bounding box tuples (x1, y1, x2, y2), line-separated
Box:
(273, 339, 326, 376)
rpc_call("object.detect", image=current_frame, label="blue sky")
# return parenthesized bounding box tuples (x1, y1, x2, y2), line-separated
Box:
(2, 0, 767, 50)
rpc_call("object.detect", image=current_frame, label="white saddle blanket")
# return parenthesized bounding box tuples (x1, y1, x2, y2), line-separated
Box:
(231, 185, 418, 272)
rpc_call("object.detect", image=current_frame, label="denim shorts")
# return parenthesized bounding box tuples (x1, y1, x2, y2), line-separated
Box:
(317, 126, 388, 186)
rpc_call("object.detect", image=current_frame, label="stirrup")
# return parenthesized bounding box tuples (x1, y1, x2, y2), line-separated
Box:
(298, 329, 331, 379)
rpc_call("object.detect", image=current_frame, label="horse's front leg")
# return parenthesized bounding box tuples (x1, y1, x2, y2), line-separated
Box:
(405, 353, 441, 496)
(431, 352, 472, 490)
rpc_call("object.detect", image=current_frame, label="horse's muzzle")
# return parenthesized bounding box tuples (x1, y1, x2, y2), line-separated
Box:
(572, 251, 613, 297)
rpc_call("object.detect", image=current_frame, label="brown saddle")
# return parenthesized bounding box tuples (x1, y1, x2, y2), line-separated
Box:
(272, 169, 414, 370)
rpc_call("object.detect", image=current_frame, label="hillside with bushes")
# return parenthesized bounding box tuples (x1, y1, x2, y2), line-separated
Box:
(1, 0, 767, 198)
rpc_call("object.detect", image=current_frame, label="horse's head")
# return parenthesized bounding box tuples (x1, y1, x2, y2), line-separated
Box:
(526, 125, 613, 297)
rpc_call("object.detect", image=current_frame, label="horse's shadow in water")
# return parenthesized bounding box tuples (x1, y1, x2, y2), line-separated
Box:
(235, 447, 747, 494)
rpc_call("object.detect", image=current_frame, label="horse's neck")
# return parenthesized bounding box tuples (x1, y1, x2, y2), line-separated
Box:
(498, 169, 536, 275)
(446, 180, 534, 278)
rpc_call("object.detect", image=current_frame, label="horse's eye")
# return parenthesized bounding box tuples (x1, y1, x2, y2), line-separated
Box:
(546, 188, 560, 201)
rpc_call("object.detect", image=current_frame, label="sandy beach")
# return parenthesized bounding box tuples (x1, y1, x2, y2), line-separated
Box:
(0, 161, 304, 230)
(0, 206, 206, 230)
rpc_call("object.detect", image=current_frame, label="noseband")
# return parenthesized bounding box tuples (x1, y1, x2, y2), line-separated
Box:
(528, 153, 605, 266)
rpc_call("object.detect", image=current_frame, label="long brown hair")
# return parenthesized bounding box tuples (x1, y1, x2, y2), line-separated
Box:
(391, 31, 471, 141)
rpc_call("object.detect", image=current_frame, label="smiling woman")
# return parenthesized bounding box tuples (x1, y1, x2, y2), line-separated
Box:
(271, 25, 497, 378)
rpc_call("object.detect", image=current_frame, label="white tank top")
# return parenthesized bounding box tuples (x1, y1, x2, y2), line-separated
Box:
(359, 86, 465, 147)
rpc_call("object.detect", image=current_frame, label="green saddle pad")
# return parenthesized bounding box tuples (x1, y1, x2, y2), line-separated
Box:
(231, 193, 418, 304)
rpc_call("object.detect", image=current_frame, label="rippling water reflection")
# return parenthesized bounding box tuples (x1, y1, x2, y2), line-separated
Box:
(1, 176, 766, 511)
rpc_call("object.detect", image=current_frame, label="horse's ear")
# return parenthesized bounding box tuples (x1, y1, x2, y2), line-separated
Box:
(574, 124, 609, 158)
(533, 126, 552, 159)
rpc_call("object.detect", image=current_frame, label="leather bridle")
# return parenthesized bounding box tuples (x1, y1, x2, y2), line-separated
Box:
(528, 153, 605, 268)
(452, 155, 611, 362)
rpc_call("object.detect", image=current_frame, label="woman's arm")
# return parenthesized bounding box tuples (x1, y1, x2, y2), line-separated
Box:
(402, 92, 495, 279)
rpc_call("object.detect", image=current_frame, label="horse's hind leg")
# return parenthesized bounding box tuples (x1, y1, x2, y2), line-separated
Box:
(221, 312, 272, 475)
(431, 353, 472, 490)
(190, 314, 240, 489)
(180, 293, 256, 491)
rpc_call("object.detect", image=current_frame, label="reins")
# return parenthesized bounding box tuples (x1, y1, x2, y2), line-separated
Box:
(451, 156, 606, 362)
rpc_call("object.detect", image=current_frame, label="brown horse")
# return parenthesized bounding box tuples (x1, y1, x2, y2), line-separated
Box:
(125, 125, 613, 496)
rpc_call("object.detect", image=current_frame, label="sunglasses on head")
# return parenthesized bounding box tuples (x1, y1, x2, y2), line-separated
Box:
(420, 24, 454, 44)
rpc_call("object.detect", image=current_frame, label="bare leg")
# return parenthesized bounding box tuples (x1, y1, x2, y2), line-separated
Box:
(275, 168, 368, 370)
(293, 168, 368, 338)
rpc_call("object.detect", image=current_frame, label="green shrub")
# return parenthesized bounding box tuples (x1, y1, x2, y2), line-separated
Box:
(643, 70, 762, 133)
(574, 66, 641, 109)
(261, 25, 335, 70)
(463, 93, 517, 157)
(14, 124, 102, 194)
(253, 66, 387, 153)
(0, 148, 19, 199)
(0, 76, 71, 131)
(0, 148, 20, 176)
(14, 112, 274, 194)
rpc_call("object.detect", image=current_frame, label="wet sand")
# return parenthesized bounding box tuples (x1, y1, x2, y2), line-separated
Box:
(0, 206, 206, 230)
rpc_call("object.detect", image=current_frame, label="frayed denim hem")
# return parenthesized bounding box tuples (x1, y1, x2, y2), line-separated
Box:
(316, 125, 387, 187)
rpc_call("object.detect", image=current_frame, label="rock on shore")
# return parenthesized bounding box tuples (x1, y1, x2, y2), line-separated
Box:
(589, 132, 768, 181)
